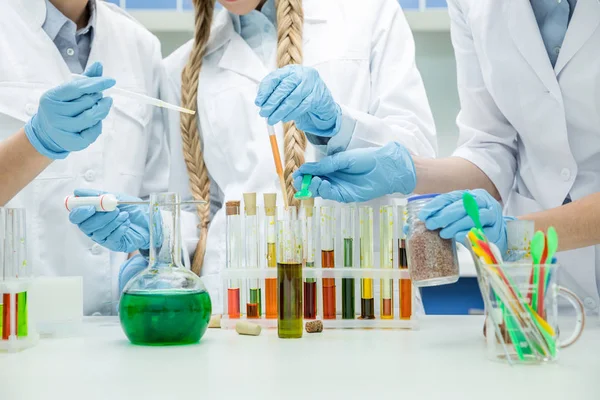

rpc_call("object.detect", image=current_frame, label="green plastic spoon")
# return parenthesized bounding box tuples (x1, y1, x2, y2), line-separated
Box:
(530, 231, 545, 311)
(294, 174, 313, 200)
(462, 192, 485, 241)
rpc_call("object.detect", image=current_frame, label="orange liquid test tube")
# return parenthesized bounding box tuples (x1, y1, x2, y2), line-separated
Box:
(264, 194, 278, 319)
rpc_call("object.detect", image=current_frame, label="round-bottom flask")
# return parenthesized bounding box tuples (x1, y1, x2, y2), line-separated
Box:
(119, 192, 211, 346)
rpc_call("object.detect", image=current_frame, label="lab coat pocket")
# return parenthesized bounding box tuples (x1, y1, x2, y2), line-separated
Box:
(0, 83, 72, 179)
(107, 96, 151, 177)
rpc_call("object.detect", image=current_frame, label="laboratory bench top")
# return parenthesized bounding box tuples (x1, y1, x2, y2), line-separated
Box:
(1, 316, 598, 400)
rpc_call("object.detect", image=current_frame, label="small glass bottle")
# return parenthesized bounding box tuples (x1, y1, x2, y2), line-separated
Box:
(226, 201, 242, 319)
(341, 206, 355, 320)
(406, 194, 459, 287)
(302, 199, 317, 320)
(397, 205, 412, 320)
(119, 193, 212, 345)
(380, 206, 394, 319)
(264, 193, 278, 319)
(277, 207, 303, 338)
(244, 193, 261, 319)
(359, 206, 375, 319)
(320, 206, 336, 320)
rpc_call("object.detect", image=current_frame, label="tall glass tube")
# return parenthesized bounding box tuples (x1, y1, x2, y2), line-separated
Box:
(398, 205, 412, 320)
(320, 206, 336, 320)
(277, 207, 302, 338)
(359, 206, 375, 319)
(264, 193, 278, 319)
(302, 199, 317, 320)
(244, 193, 261, 319)
(380, 206, 394, 319)
(226, 201, 242, 319)
(341, 206, 355, 320)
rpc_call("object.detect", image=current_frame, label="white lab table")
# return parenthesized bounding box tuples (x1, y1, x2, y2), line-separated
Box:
(0, 316, 598, 400)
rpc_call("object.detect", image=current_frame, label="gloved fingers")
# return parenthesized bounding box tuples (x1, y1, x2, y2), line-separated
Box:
(307, 176, 322, 197)
(49, 77, 116, 102)
(128, 224, 151, 250)
(255, 65, 298, 107)
(268, 80, 312, 124)
(78, 121, 103, 146)
(77, 210, 124, 236)
(259, 77, 302, 122)
(293, 174, 303, 190)
(68, 206, 97, 224)
(43, 93, 103, 117)
(82, 62, 103, 78)
(280, 91, 313, 124)
(119, 255, 148, 293)
(438, 216, 475, 240)
(91, 213, 131, 242)
(64, 97, 112, 132)
(316, 180, 349, 203)
(418, 194, 462, 221)
(422, 201, 468, 230)
(74, 188, 105, 197)
(102, 222, 133, 252)
(296, 153, 350, 176)
(478, 208, 501, 228)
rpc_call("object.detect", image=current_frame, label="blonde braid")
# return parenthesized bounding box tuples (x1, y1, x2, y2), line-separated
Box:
(275, 0, 306, 208)
(180, 0, 215, 275)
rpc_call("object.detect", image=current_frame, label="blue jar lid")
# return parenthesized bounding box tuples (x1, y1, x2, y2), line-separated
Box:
(407, 193, 440, 203)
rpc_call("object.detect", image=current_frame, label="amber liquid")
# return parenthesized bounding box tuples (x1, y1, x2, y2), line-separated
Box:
(398, 240, 412, 320)
(322, 250, 336, 319)
(278, 262, 303, 338)
(227, 288, 240, 319)
(266, 242, 278, 319)
(246, 288, 261, 319)
(304, 281, 317, 319)
(360, 298, 375, 320)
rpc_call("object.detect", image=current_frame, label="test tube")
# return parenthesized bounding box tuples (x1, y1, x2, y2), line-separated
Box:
(320, 206, 336, 320)
(341, 206, 355, 320)
(264, 193, 278, 319)
(380, 206, 394, 319)
(277, 207, 303, 338)
(398, 205, 412, 320)
(302, 199, 317, 320)
(244, 193, 261, 319)
(359, 206, 375, 319)
(226, 201, 242, 319)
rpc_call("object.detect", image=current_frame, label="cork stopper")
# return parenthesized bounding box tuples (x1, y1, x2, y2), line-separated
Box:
(243, 193, 257, 216)
(264, 193, 277, 216)
(226, 201, 240, 216)
(305, 320, 323, 333)
(302, 198, 314, 217)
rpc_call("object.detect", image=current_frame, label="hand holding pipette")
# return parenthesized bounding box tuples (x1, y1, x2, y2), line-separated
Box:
(64, 194, 205, 212)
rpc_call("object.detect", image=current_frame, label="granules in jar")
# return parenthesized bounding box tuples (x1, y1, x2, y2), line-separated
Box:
(408, 220, 459, 286)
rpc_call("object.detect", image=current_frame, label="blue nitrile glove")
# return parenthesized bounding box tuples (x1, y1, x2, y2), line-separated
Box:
(418, 189, 509, 254)
(68, 188, 160, 253)
(255, 65, 342, 137)
(118, 255, 148, 294)
(24, 62, 115, 159)
(292, 142, 416, 203)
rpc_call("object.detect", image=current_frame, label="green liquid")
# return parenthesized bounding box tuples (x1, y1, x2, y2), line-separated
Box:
(119, 290, 211, 346)
(17, 292, 27, 337)
(343, 238, 355, 319)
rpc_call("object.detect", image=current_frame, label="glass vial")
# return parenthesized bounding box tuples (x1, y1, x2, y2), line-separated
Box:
(226, 201, 242, 318)
(341, 206, 356, 320)
(320, 206, 336, 320)
(277, 207, 303, 338)
(359, 206, 375, 319)
(302, 199, 317, 320)
(398, 205, 412, 320)
(244, 193, 261, 319)
(264, 193, 278, 319)
(380, 206, 394, 319)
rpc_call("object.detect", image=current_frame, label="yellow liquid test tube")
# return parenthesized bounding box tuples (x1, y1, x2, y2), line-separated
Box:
(360, 206, 375, 319)
(244, 193, 261, 319)
(380, 206, 394, 319)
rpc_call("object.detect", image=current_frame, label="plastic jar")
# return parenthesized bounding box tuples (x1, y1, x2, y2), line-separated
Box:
(406, 194, 459, 287)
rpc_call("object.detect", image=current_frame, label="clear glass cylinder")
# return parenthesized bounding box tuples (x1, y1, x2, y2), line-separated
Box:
(244, 193, 261, 319)
(406, 194, 459, 287)
(277, 207, 302, 338)
(226, 201, 242, 319)
(264, 193, 278, 320)
(320, 206, 336, 320)
(380, 206, 394, 319)
(359, 206, 375, 319)
(119, 193, 211, 346)
(341, 206, 355, 320)
(397, 205, 412, 320)
(302, 199, 317, 320)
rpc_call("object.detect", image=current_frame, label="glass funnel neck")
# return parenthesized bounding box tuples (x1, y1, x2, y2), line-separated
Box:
(149, 192, 182, 268)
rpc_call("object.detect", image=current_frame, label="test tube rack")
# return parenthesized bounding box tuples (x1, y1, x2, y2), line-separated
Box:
(221, 199, 418, 330)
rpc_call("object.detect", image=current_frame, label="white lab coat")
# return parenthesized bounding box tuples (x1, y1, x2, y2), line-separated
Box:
(0, 0, 170, 315)
(164, 0, 436, 313)
(449, 0, 600, 314)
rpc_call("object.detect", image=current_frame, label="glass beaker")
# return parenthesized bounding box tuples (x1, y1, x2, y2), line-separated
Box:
(277, 207, 303, 338)
(406, 194, 459, 287)
(0, 208, 37, 352)
(119, 193, 212, 346)
(482, 263, 584, 364)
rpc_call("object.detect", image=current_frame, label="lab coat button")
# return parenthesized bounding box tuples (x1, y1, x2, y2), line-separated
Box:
(25, 104, 36, 116)
(66, 48, 75, 56)
(554, 46, 561, 55)
(584, 297, 597, 309)
(560, 168, 571, 181)
(84, 170, 96, 182)
(91, 244, 103, 255)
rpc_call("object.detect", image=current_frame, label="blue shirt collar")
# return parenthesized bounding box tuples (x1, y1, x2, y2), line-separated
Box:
(43, 0, 97, 41)
(229, 0, 276, 35)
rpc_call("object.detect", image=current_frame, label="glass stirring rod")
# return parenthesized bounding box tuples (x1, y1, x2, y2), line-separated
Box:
(266, 121, 289, 209)
(64, 194, 206, 212)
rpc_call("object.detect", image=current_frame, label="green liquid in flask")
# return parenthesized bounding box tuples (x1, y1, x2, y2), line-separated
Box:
(119, 290, 212, 346)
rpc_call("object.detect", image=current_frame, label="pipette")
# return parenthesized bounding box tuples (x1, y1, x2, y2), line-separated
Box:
(71, 74, 196, 115)
(266, 122, 289, 209)
(64, 194, 205, 212)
